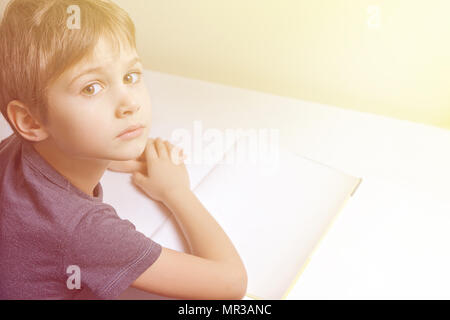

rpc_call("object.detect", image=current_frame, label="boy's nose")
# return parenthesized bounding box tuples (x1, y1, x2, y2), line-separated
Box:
(116, 102, 140, 118)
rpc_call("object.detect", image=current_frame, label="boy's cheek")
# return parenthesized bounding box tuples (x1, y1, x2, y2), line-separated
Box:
(143, 106, 152, 128)
(141, 94, 153, 126)
(49, 112, 109, 143)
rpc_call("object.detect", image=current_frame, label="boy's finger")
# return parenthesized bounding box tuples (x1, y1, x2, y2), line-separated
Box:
(164, 141, 185, 157)
(164, 140, 177, 156)
(107, 160, 144, 173)
(168, 145, 182, 165)
(164, 141, 186, 163)
(145, 138, 158, 160)
(155, 137, 169, 159)
(137, 150, 146, 161)
(131, 171, 145, 186)
(164, 140, 172, 151)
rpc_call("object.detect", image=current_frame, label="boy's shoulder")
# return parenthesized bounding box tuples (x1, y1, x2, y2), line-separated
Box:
(0, 133, 114, 229)
(0, 132, 20, 156)
(0, 133, 27, 183)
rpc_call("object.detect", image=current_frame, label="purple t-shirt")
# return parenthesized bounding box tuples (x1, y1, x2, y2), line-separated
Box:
(0, 133, 162, 299)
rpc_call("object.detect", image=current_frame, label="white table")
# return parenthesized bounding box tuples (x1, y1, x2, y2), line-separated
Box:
(2, 69, 449, 299)
(143, 70, 450, 300)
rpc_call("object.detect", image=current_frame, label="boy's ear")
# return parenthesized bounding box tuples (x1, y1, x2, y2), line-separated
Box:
(6, 100, 49, 142)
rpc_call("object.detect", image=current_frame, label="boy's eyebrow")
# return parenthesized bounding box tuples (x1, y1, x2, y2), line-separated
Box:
(69, 57, 142, 86)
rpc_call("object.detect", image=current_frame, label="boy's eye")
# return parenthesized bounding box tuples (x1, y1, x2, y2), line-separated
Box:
(123, 72, 141, 85)
(81, 83, 103, 96)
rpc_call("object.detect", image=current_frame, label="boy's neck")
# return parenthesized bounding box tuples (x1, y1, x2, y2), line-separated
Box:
(31, 138, 110, 197)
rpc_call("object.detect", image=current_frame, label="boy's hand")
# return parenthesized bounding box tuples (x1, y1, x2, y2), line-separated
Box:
(107, 138, 187, 174)
(109, 137, 190, 203)
(107, 152, 147, 174)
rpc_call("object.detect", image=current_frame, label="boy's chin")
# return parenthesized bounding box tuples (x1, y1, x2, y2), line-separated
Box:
(109, 142, 146, 161)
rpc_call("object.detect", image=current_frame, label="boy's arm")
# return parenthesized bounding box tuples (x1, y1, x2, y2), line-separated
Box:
(131, 188, 248, 300)
(164, 188, 245, 266)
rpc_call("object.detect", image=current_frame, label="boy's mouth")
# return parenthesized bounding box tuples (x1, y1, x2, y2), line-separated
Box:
(117, 124, 146, 139)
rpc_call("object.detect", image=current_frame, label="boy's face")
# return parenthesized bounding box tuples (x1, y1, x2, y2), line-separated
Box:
(43, 36, 152, 161)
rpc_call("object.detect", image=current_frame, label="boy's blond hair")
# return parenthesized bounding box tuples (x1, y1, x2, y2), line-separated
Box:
(0, 0, 137, 134)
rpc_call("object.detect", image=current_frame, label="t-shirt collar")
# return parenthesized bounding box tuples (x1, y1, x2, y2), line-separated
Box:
(20, 136, 104, 202)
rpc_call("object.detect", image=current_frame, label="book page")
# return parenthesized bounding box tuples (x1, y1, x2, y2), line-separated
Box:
(151, 137, 361, 299)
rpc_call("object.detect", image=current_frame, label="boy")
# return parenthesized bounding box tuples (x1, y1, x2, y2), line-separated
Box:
(0, 0, 247, 299)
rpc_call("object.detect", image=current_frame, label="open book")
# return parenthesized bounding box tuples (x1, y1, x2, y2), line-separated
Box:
(101, 135, 362, 300)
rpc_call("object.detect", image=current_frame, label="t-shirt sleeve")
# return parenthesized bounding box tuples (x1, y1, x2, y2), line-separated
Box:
(63, 206, 162, 299)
